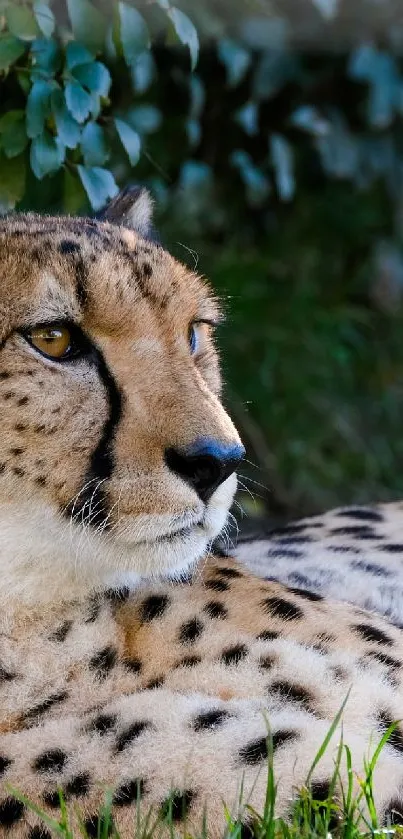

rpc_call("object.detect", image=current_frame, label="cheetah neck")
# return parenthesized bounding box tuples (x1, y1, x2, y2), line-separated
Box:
(0, 501, 142, 607)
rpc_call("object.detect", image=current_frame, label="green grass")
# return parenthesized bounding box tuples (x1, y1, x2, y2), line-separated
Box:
(9, 707, 403, 838)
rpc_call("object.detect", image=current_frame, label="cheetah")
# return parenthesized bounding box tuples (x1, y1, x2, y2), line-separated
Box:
(235, 501, 403, 627)
(2, 189, 403, 838)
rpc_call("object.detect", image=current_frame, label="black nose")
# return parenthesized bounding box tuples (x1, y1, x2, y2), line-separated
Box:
(165, 439, 245, 503)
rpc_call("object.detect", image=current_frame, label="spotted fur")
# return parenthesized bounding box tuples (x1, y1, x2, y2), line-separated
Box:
(236, 502, 403, 626)
(2, 196, 403, 837)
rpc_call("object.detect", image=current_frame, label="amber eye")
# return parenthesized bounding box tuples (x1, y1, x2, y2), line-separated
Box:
(26, 324, 76, 360)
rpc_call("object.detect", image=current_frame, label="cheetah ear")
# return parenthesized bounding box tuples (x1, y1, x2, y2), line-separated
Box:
(97, 186, 155, 239)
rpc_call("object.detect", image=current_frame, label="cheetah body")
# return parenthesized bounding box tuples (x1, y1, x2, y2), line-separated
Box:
(1, 194, 403, 837)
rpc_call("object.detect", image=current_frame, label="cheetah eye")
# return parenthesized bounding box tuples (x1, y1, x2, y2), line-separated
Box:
(23, 323, 86, 361)
(188, 321, 216, 356)
(189, 324, 198, 355)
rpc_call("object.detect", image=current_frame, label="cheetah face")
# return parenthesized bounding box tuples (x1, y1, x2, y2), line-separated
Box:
(0, 189, 243, 601)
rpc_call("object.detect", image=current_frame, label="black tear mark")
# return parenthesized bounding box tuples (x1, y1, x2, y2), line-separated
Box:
(64, 340, 122, 531)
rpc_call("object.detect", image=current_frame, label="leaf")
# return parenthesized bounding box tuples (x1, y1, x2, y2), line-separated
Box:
(30, 38, 61, 74)
(0, 153, 26, 211)
(72, 62, 111, 96)
(33, 2, 55, 38)
(235, 101, 258, 136)
(80, 122, 109, 166)
(118, 2, 149, 66)
(65, 41, 94, 69)
(65, 80, 93, 123)
(218, 39, 251, 87)
(126, 105, 161, 134)
(270, 133, 295, 201)
(0, 34, 26, 71)
(66, 0, 107, 54)
(30, 131, 65, 179)
(5, 5, 40, 41)
(0, 111, 28, 158)
(114, 118, 141, 165)
(77, 165, 118, 211)
(168, 8, 199, 70)
(129, 50, 154, 94)
(26, 79, 55, 139)
(51, 89, 81, 149)
(311, 0, 339, 19)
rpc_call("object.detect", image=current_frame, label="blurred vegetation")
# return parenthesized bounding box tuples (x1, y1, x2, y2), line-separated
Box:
(2, 0, 403, 517)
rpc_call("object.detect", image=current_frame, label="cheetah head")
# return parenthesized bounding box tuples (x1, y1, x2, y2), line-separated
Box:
(0, 189, 243, 602)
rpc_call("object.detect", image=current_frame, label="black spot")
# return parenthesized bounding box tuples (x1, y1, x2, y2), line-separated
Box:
(203, 600, 228, 619)
(29, 827, 52, 839)
(65, 773, 90, 797)
(124, 657, 142, 674)
(10, 446, 24, 456)
(176, 654, 201, 668)
(272, 729, 298, 750)
(221, 644, 248, 665)
(90, 713, 117, 735)
(380, 544, 403, 553)
(204, 578, 230, 592)
(330, 525, 376, 537)
(257, 630, 279, 641)
(286, 587, 323, 602)
(113, 778, 146, 806)
(85, 597, 102, 623)
(35, 476, 47, 487)
(105, 589, 132, 608)
(309, 780, 338, 829)
(336, 507, 383, 522)
(17, 396, 29, 406)
(33, 749, 67, 772)
(84, 814, 114, 837)
(159, 790, 195, 821)
(178, 617, 204, 644)
(258, 654, 276, 670)
(0, 755, 11, 775)
(383, 798, 403, 826)
(146, 676, 165, 689)
(42, 790, 61, 809)
(353, 624, 393, 646)
(13, 467, 24, 477)
(0, 371, 10, 380)
(261, 596, 303, 621)
(139, 593, 170, 622)
(192, 709, 230, 731)
(350, 560, 391, 578)
(89, 645, 118, 678)
(277, 533, 315, 545)
(215, 566, 243, 578)
(239, 737, 268, 765)
(365, 650, 401, 670)
(0, 797, 24, 826)
(330, 546, 361, 554)
(59, 239, 80, 255)
(49, 620, 73, 642)
(142, 262, 153, 278)
(267, 549, 304, 559)
(268, 523, 312, 536)
(377, 711, 403, 752)
(270, 680, 314, 710)
(0, 664, 16, 682)
(23, 691, 68, 725)
(238, 821, 258, 838)
(115, 720, 151, 752)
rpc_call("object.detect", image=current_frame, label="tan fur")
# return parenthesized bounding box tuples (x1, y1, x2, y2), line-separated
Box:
(2, 205, 403, 837)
